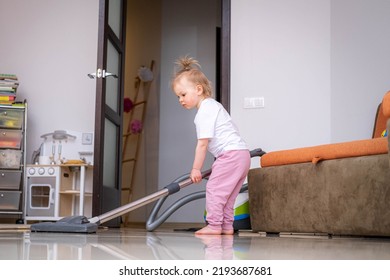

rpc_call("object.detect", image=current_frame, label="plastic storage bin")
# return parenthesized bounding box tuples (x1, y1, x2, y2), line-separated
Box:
(0, 191, 21, 210)
(0, 170, 22, 190)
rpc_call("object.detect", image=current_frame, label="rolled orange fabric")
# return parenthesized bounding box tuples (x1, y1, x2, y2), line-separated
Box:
(261, 137, 388, 167)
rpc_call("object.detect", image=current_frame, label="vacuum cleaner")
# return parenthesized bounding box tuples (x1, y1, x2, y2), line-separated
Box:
(30, 148, 265, 234)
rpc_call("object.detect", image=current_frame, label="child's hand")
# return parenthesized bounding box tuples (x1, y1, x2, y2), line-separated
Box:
(190, 168, 202, 184)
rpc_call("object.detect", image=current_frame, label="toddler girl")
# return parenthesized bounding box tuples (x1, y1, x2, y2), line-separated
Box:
(171, 56, 250, 235)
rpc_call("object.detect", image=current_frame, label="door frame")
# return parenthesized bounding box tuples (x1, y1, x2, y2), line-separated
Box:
(220, 0, 231, 111)
(92, 0, 127, 221)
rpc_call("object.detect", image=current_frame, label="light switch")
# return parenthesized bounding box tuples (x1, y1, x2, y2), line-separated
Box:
(244, 97, 264, 109)
(82, 133, 93, 145)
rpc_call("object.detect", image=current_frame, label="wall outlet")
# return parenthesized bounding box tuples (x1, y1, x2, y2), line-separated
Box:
(82, 133, 93, 145)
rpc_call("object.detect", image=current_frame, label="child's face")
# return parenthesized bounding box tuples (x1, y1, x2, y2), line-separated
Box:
(173, 76, 204, 110)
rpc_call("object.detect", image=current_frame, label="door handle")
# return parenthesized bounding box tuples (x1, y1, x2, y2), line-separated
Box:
(50, 189, 55, 205)
(104, 71, 118, 78)
(88, 72, 97, 79)
(88, 69, 118, 79)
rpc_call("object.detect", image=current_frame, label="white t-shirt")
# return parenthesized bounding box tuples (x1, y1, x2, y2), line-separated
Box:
(194, 98, 248, 158)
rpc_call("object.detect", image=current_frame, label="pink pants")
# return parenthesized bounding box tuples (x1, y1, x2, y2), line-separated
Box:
(205, 149, 250, 231)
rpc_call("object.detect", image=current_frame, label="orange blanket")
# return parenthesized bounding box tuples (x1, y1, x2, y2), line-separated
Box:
(261, 137, 388, 167)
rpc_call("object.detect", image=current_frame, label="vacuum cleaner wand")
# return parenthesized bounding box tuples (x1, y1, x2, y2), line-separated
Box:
(29, 170, 212, 234)
(89, 170, 211, 225)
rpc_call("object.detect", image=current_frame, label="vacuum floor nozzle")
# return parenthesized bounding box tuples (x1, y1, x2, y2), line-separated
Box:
(30, 216, 98, 234)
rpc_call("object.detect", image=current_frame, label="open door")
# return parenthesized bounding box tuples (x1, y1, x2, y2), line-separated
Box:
(90, 0, 230, 227)
(91, 0, 127, 227)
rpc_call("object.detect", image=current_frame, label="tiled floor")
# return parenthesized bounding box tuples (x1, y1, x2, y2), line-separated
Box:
(1, 224, 390, 260)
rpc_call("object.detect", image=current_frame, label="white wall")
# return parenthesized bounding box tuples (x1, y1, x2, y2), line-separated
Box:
(0, 0, 98, 163)
(330, 0, 390, 142)
(232, 0, 331, 160)
(231, 0, 390, 172)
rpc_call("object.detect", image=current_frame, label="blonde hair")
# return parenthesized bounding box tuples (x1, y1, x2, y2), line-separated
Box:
(171, 55, 213, 97)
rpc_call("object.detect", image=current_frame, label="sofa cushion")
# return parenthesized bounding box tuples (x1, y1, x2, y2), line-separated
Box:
(261, 137, 387, 167)
(383, 90, 390, 118)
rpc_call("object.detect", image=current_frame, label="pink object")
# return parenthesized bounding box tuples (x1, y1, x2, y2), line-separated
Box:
(124, 97, 134, 113)
(130, 119, 143, 134)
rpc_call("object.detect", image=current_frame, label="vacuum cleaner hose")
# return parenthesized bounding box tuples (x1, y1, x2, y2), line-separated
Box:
(145, 148, 264, 231)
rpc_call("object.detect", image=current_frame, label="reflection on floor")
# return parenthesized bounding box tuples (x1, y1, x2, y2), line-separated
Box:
(1, 225, 390, 260)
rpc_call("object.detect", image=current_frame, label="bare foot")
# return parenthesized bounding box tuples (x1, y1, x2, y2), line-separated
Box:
(221, 229, 234, 235)
(195, 226, 222, 235)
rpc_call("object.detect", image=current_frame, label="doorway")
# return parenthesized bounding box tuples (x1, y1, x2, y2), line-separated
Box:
(119, 0, 229, 225)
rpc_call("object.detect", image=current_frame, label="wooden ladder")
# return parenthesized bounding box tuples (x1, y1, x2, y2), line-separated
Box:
(121, 60, 154, 225)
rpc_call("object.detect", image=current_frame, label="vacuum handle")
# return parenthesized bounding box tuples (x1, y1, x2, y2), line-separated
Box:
(177, 169, 212, 189)
(250, 148, 266, 157)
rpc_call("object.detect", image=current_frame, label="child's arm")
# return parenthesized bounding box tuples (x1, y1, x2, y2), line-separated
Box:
(191, 138, 209, 183)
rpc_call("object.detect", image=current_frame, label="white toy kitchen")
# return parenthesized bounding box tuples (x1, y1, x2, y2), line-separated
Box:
(25, 130, 93, 222)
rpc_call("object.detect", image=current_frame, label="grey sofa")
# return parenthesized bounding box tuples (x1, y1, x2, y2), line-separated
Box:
(248, 91, 390, 237)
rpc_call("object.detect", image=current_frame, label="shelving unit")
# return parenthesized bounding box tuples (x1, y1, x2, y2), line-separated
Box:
(58, 164, 92, 218)
(0, 102, 27, 223)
